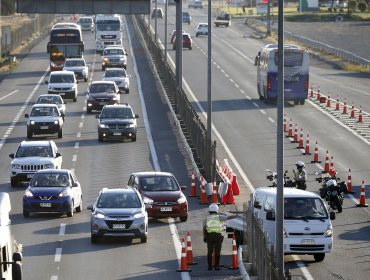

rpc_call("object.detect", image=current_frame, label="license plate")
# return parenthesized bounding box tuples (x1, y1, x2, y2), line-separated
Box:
(113, 132, 121, 136)
(40, 203, 51, 207)
(59, 93, 65, 95)
(113, 224, 125, 229)
(160, 207, 172, 212)
(301, 239, 314, 244)
(40, 126, 49, 129)
(99, 102, 107, 105)
(27, 174, 34, 178)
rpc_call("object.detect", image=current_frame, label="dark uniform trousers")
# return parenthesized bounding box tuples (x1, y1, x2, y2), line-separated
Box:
(206, 232, 224, 267)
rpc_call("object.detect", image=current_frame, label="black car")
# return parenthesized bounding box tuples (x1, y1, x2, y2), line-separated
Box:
(86, 81, 121, 113)
(96, 104, 139, 142)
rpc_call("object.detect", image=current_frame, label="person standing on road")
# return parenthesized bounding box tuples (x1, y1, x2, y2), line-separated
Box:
(293, 160, 307, 190)
(203, 203, 224, 271)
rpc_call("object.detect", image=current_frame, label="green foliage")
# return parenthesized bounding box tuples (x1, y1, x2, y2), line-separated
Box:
(358, 1, 368, 12)
(348, 0, 357, 10)
(1, 0, 16, 15)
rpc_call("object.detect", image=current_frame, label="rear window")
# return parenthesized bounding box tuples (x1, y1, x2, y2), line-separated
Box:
(274, 50, 304, 67)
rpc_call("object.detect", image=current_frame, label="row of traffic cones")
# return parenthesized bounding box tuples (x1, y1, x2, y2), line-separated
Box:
(177, 232, 239, 272)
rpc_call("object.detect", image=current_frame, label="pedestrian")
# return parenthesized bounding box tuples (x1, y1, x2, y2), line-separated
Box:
(203, 203, 224, 271)
(292, 160, 307, 190)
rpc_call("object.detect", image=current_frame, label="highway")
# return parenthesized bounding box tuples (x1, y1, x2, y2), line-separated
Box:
(0, 5, 369, 280)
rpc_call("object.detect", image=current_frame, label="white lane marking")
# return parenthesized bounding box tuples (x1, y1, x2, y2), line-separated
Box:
(81, 114, 85, 120)
(252, 102, 259, 107)
(0, 90, 18, 101)
(71, 168, 75, 174)
(79, 122, 83, 128)
(76, 132, 81, 138)
(260, 109, 266, 115)
(268, 117, 275, 123)
(59, 224, 66, 236)
(51, 276, 58, 280)
(72, 155, 77, 162)
(74, 142, 79, 149)
(54, 248, 62, 262)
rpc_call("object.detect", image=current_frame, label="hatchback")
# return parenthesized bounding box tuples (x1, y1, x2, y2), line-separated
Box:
(172, 33, 192, 50)
(196, 23, 208, 37)
(88, 187, 150, 243)
(127, 172, 188, 222)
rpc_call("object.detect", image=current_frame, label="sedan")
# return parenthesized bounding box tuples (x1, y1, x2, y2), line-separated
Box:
(63, 58, 89, 82)
(86, 81, 121, 113)
(173, 33, 192, 50)
(88, 187, 151, 243)
(35, 94, 66, 118)
(127, 171, 188, 222)
(23, 169, 82, 218)
(102, 68, 130, 93)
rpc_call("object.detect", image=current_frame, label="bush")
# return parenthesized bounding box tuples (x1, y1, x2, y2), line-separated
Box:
(348, 0, 357, 10)
(358, 1, 368, 11)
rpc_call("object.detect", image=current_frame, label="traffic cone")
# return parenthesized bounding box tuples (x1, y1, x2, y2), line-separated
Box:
(303, 134, 311, 155)
(342, 98, 347, 114)
(297, 128, 304, 149)
(189, 171, 198, 197)
(287, 119, 293, 137)
(200, 177, 208, 204)
(283, 114, 287, 132)
(292, 124, 299, 143)
(329, 156, 335, 176)
(350, 102, 355, 118)
(356, 180, 368, 207)
(177, 238, 191, 272)
(310, 85, 314, 98)
(186, 232, 197, 265)
(316, 86, 321, 101)
(347, 168, 354, 194)
(222, 180, 235, 205)
(231, 174, 240, 195)
(335, 95, 340, 111)
(311, 141, 321, 163)
(323, 151, 330, 173)
(326, 95, 331, 107)
(357, 106, 363, 123)
(211, 178, 219, 204)
(228, 235, 239, 270)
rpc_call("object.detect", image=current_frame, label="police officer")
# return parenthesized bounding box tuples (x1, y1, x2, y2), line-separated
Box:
(203, 203, 224, 271)
(293, 160, 307, 190)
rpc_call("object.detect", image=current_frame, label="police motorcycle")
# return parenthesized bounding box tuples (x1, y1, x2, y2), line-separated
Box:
(315, 172, 347, 213)
(266, 169, 296, 188)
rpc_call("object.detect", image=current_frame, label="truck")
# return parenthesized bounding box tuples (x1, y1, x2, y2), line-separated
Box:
(0, 193, 23, 280)
(214, 11, 231, 27)
(95, 14, 123, 52)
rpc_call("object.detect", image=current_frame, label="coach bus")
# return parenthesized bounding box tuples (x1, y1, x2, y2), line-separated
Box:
(256, 44, 309, 105)
(47, 25, 84, 71)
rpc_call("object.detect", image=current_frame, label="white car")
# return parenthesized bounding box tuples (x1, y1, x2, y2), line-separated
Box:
(102, 68, 130, 93)
(188, 0, 203, 8)
(35, 94, 66, 118)
(63, 58, 89, 82)
(46, 70, 78, 102)
(101, 45, 128, 70)
(9, 140, 63, 187)
(196, 23, 208, 37)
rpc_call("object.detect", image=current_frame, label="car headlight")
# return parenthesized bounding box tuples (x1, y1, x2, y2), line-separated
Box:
(112, 97, 117, 101)
(103, 58, 109, 63)
(177, 195, 187, 204)
(58, 189, 70, 197)
(12, 164, 21, 169)
(94, 212, 106, 219)
(127, 123, 135, 128)
(143, 197, 153, 205)
(82, 69, 88, 74)
(44, 163, 55, 169)
(99, 123, 107, 128)
(25, 189, 34, 197)
(54, 120, 59, 125)
(30, 120, 35, 125)
(324, 226, 333, 237)
(133, 212, 145, 219)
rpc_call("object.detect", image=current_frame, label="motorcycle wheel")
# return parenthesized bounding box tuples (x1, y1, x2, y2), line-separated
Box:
(332, 195, 342, 213)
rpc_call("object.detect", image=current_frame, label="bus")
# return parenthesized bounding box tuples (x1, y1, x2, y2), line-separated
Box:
(256, 44, 309, 105)
(47, 25, 84, 71)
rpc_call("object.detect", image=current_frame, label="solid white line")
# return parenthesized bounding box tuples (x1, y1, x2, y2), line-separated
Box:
(51, 276, 58, 280)
(74, 142, 79, 149)
(59, 224, 66, 236)
(268, 117, 275, 123)
(292, 256, 314, 280)
(72, 155, 77, 162)
(260, 109, 266, 115)
(79, 122, 83, 128)
(0, 90, 18, 101)
(76, 132, 81, 138)
(54, 248, 62, 262)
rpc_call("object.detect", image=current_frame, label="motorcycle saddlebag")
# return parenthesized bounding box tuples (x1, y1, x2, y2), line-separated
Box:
(319, 188, 326, 199)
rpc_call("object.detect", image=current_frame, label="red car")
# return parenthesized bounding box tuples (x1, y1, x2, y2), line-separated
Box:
(127, 171, 188, 222)
(172, 33, 192, 50)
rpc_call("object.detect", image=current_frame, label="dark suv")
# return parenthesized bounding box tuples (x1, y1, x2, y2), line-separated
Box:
(86, 81, 121, 113)
(127, 172, 188, 222)
(96, 104, 139, 142)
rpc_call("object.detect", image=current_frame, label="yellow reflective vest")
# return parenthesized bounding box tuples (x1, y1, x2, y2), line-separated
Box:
(206, 215, 222, 233)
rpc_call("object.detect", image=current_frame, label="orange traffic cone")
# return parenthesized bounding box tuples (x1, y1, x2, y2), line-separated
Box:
(323, 151, 330, 173)
(222, 180, 235, 205)
(297, 128, 304, 149)
(231, 174, 240, 195)
(177, 238, 191, 272)
(356, 180, 368, 207)
(186, 232, 197, 265)
(329, 156, 336, 176)
(326, 95, 331, 107)
(211, 178, 218, 204)
(342, 97, 347, 114)
(357, 106, 363, 123)
(335, 95, 340, 111)
(228, 235, 239, 270)
(311, 141, 321, 163)
(292, 124, 299, 143)
(347, 168, 354, 194)
(200, 177, 208, 204)
(310, 85, 314, 98)
(287, 119, 293, 137)
(303, 134, 311, 155)
(283, 113, 287, 132)
(189, 171, 198, 197)
(316, 86, 321, 101)
(350, 102, 355, 118)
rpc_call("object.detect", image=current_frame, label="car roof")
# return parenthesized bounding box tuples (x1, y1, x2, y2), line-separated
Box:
(31, 103, 59, 108)
(19, 140, 54, 147)
(90, 80, 116, 85)
(198, 23, 208, 26)
(50, 70, 75, 76)
(37, 94, 63, 99)
(65, 58, 85, 61)
(255, 187, 320, 198)
(103, 103, 131, 109)
(35, 169, 71, 175)
(104, 68, 126, 72)
(104, 45, 124, 50)
(131, 171, 174, 177)
(100, 187, 137, 195)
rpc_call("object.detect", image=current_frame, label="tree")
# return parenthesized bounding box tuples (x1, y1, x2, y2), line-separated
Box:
(1, 0, 16, 15)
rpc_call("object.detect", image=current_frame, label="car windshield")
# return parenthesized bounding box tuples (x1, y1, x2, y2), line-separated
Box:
(139, 176, 180, 191)
(104, 49, 124, 56)
(89, 84, 116, 93)
(49, 74, 74, 83)
(30, 173, 71, 187)
(101, 108, 133, 119)
(30, 107, 59, 117)
(16, 146, 53, 157)
(37, 96, 62, 105)
(284, 198, 328, 219)
(105, 69, 126, 78)
(65, 60, 85, 67)
(97, 193, 141, 208)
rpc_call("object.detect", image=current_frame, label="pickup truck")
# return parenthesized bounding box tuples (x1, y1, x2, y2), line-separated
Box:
(214, 12, 231, 27)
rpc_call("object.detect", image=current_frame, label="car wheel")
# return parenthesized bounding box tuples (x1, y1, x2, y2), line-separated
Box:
(91, 235, 98, 243)
(131, 134, 137, 142)
(27, 129, 32, 139)
(313, 253, 325, 262)
(180, 215, 188, 222)
(294, 100, 299, 105)
(23, 210, 30, 218)
(67, 202, 74, 217)
(86, 107, 92, 114)
(58, 129, 63, 139)
(73, 96, 77, 102)
(10, 177, 18, 187)
(196, 33, 198, 37)
(189, 46, 192, 50)
(98, 134, 103, 142)
(141, 236, 148, 243)
(12, 261, 22, 280)
(299, 99, 306, 105)
(84, 77, 88, 82)
(102, 66, 105, 71)
(76, 198, 82, 213)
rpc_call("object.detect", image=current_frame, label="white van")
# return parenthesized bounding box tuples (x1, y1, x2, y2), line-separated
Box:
(252, 188, 335, 262)
(0, 193, 22, 280)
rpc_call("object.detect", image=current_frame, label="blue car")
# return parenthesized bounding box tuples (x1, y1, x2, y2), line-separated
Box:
(23, 169, 83, 218)
(182, 12, 191, 25)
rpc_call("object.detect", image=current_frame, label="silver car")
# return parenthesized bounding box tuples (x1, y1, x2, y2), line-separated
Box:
(101, 68, 130, 93)
(63, 58, 89, 82)
(87, 187, 151, 243)
(35, 94, 66, 118)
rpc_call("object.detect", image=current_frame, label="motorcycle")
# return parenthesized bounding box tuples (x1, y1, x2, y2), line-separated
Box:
(315, 172, 347, 213)
(266, 169, 296, 188)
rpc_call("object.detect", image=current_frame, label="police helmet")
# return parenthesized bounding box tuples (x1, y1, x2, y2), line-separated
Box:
(326, 179, 337, 187)
(296, 161, 305, 169)
(209, 203, 219, 214)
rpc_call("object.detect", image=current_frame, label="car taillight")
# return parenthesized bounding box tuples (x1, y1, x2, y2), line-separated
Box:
(304, 79, 309, 92)
(267, 74, 272, 91)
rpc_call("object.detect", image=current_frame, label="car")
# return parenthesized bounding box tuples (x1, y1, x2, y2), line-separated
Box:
(182, 12, 191, 25)
(151, 8, 164, 19)
(101, 68, 130, 93)
(101, 45, 128, 70)
(196, 23, 208, 37)
(25, 104, 64, 139)
(9, 140, 63, 187)
(22, 169, 82, 218)
(86, 81, 121, 113)
(63, 58, 89, 82)
(96, 103, 139, 142)
(87, 187, 151, 243)
(45, 70, 78, 102)
(188, 0, 203, 8)
(35, 94, 66, 118)
(170, 29, 185, 44)
(127, 171, 188, 222)
(172, 33, 192, 50)
(77, 16, 94, 31)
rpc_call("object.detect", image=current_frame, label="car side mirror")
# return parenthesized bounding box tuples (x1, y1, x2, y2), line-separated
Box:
(76, 80, 79, 84)
(180, 186, 186, 191)
(266, 211, 275, 221)
(72, 182, 79, 188)
(9, 153, 15, 159)
(25, 114, 29, 118)
(135, 114, 139, 119)
(95, 114, 100, 119)
(45, 81, 49, 84)
(56, 152, 62, 158)
(87, 205, 94, 211)
(145, 204, 152, 210)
